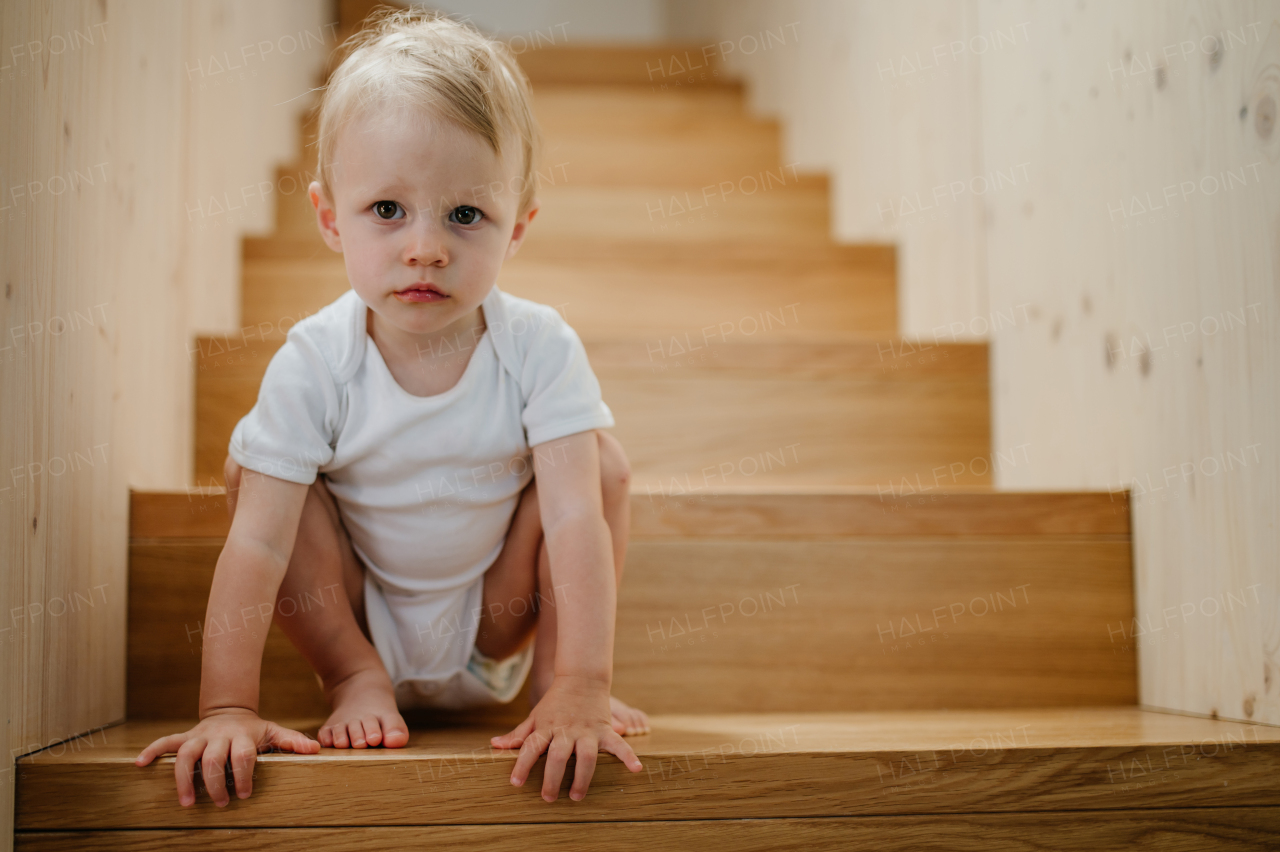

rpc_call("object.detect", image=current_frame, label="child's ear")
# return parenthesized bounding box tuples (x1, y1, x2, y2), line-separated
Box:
(309, 181, 343, 253)
(505, 199, 539, 260)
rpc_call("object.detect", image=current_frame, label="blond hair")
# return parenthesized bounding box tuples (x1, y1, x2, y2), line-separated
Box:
(315, 8, 540, 214)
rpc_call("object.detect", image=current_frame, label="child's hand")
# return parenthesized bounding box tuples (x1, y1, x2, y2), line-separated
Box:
(490, 676, 642, 802)
(134, 708, 320, 807)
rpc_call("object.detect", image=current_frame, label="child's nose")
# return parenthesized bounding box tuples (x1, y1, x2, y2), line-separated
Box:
(404, 221, 448, 266)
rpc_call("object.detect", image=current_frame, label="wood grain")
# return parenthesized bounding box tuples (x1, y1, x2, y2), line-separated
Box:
(125, 525, 1135, 719)
(15, 709, 1280, 829)
(705, 1, 1280, 727)
(0, 2, 334, 847)
(16, 810, 1280, 852)
(517, 45, 732, 87)
(193, 335, 986, 488)
(974, 0, 1280, 729)
(131, 489, 1131, 540)
(239, 249, 899, 342)
(533, 85, 783, 186)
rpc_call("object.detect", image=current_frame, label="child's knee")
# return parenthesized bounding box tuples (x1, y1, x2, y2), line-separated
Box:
(596, 431, 630, 495)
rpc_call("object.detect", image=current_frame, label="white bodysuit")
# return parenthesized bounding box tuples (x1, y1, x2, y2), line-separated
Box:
(228, 285, 614, 709)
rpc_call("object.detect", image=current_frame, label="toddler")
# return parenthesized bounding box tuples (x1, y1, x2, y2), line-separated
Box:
(136, 9, 649, 807)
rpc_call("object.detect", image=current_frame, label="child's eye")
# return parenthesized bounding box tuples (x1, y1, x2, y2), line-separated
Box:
(449, 205, 484, 226)
(373, 200, 403, 220)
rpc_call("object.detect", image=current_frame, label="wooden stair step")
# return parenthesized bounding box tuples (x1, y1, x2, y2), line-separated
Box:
(238, 246, 897, 340)
(273, 84, 785, 192)
(133, 489, 1131, 540)
(273, 180, 835, 241)
(192, 337, 981, 487)
(517, 44, 733, 87)
(126, 490, 1132, 723)
(534, 83, 755, 123)
(19, 810, 1280, 851)
(594, 340, 989, 491)
(533, 86, 783, 186)
(17, 709, 1280, 836)
(243, 232, 895, 269)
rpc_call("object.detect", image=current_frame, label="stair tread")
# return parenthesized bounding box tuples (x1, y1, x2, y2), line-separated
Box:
(25, 707, 1280, 763)
(18, 708, 1280, 829)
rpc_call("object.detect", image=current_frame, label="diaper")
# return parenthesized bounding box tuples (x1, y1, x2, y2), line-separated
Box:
(390, 640, 535, 711)
(363, 569, 535, 710)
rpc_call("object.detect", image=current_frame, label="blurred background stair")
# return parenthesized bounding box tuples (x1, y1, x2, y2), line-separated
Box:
(15, 17, 1280, 852)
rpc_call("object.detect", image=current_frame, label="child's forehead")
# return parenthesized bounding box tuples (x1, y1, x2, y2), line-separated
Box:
(334, 105, 520, 193)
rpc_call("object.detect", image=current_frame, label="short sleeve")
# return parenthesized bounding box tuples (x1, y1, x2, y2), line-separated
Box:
(228, 334, 339, 485)
(519, 308, 614, 448)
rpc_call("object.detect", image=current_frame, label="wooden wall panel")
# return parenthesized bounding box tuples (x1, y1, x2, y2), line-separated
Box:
(976, 0, 1280, 726)
(678, 0, 1279, 726)
(0, 2, 328, 851)
(181, 1, 332, 342)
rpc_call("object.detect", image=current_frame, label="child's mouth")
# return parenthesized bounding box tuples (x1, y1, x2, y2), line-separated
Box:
(395, 284, 447, 303)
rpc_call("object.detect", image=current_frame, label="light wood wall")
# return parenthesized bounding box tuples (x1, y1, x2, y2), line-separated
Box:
(0, 1, 327, 848)
(672, 0, 1280, 726)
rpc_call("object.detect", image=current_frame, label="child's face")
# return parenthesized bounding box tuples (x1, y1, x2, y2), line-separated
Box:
(309, 106, 536, 339)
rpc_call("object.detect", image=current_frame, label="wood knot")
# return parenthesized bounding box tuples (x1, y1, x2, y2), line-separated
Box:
(1256, 95, 1275, 139)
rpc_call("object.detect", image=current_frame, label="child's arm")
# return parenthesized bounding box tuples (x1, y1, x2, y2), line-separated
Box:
(134, 468, 320, 806)
(490, 430, 643, 801)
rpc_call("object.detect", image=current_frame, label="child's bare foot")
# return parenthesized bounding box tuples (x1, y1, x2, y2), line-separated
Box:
(317, 668, 410, 749)
(610, 695, 650, 736)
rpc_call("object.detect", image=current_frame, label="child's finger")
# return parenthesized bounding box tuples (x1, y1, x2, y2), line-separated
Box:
(229, 735, 257, 799)
(569, 737, 598, 801)
(174, 738, 206, 807)
(135, 734, 188, 766)
(600, 731, 643, 773)
(509, 727, 549, 787)
(201, 738, 232, 807)
(540, 730, 575, 802)
(491, 716, 534, 749)
(265, 722, 319, 754)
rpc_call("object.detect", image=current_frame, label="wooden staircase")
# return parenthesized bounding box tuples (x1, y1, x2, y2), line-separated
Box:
(15, 39, 1280, 851)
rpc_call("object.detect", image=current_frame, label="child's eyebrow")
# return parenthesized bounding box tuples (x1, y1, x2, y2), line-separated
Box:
(355, 179, 491, 206)
(354, 178, 416, 197)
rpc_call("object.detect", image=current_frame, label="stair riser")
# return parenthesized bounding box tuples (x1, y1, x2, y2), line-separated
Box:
(516, 45, 731, 87)
(237, 257, 899, 342)
(275, 183, 834, 241)
(18, 743, 1278, 829)
(128, 534, 1133, 720)
(17, 812, 1280, 852)
(194, 339, 986, 488)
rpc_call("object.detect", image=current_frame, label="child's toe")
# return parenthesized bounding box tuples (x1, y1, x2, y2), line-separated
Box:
(360, 715, 383, 746)
(382, 716, 410, 748)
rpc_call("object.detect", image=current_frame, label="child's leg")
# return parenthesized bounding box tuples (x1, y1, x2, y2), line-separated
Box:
(223, 455, 409, 750)
(474, 431, 649, 735)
